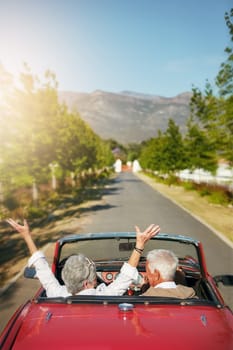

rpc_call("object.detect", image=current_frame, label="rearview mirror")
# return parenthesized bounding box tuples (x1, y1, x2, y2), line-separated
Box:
(119, 242, 135, 251)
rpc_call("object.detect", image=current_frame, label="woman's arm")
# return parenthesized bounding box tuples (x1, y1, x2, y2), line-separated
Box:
(6, 218, 69, 297)
(128, 224, 160, 267)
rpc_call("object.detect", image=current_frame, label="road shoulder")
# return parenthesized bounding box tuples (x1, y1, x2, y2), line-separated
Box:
(135, 172, 233, 248)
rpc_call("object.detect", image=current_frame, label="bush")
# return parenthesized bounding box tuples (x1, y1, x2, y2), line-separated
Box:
(165, 175, 180, 186)
(27, 206, 47, 219)
(182, 181, 196, 191)
(3, 195, 19, 211)
(198, 188, 211, 197)
(207, 192, 229, 205)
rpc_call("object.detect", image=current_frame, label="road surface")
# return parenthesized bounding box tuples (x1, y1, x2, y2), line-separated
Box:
(0, 171, 232, 333)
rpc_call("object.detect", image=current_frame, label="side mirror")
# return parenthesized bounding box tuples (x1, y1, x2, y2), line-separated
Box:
(213, 275, 233, 286)
(24, 266, 37, 279)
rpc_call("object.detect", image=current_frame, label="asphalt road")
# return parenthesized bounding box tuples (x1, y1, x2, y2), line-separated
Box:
(0, 171, 232, 333)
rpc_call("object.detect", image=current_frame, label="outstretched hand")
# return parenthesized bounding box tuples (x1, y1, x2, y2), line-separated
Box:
(135, 224, 160, 249)
(6, 218, 30, 238)
(127, 224, 160, 268)
(6, 218, 37, 254)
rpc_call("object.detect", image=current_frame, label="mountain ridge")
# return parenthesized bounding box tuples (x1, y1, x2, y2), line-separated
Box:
(58, 90, 192, 144)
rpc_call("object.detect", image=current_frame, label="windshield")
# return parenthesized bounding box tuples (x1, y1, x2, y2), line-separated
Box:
(59, 236, 199, 264)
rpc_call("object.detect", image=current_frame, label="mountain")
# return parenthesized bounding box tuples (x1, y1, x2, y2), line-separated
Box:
(58, 90, 192, 145)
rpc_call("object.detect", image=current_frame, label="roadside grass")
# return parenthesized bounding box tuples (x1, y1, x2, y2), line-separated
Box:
(137, 171, 233, 243)
(145, 171, 233, 207)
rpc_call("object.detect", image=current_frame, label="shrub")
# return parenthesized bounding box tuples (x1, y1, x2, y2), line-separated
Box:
(3, 195, 19, 211)
(207, 191, 229, 205)
(27, 206, 47, 219)
(182, 181, 196, 191)
(168, 175, 180, 186)
(198, 188, 211, 197)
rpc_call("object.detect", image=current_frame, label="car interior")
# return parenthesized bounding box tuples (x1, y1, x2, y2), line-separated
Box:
(40, 255, 217, 304)
(26, 235, 229, 307)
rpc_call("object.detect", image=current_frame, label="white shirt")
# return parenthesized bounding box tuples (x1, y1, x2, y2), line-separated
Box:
(28, 251, 139, 297)
(155, 281, 177, 289)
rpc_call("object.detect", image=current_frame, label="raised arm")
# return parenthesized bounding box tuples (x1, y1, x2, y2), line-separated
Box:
(128, 224, 160, 267)
(6, 218, 69, 297)
(6, 218, 38, 255)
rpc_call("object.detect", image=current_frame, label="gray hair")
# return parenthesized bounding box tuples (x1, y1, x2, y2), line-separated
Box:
(146, 249, 178, 281)
(61, 254, 96, 295)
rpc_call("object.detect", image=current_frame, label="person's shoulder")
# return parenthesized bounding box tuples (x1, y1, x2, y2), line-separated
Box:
(142, 285, 196, 298)
(176, 284, 196, 297)
(28, 250, 46, 266)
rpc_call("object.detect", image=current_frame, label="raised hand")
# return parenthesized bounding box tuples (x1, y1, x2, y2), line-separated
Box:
(6, 218, 37, 254)
(6, 218, 30, 239)
(128, 224, 160, 268)
(135, 224, 160, 249)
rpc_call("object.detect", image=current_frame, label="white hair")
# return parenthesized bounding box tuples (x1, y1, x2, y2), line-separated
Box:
(146, 249, 178, 280)
(61, 254, 96, 295)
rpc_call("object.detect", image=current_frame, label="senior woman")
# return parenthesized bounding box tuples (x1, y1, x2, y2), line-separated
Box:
(7, 219, 160, 297)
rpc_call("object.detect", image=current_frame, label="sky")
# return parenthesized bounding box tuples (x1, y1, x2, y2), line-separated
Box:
(0, 0, 232, 97)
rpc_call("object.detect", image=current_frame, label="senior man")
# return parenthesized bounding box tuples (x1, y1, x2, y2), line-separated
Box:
(141, 249, 196, 298)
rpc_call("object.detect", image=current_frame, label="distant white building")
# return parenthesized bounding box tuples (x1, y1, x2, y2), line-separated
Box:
(132, 160, 142, 173)
(114, 159, 122, 173)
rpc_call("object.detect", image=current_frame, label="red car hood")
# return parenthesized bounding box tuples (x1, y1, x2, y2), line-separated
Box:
(8, 303, 233, 349)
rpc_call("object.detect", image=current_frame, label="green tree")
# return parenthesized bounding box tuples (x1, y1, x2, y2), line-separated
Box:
(56, 111, 98, 175)
(139, 120, 185, 174)
(95, 137, 115, 168)
(216, 9, 233, 97)
(0, 64, 114, 197)
(161, 119, 185, 173)
(184, 121, 217, 173)
(139, 135, 163, 171)
(189, 9, 233, 165)
(215, 9, 233, 163)
(126, 143, 142, 162)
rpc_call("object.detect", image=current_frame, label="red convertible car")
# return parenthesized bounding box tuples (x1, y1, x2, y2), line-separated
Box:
(0, 232, 232, 349)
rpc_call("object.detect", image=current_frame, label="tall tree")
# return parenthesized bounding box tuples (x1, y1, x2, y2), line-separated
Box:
(139, 120, 185, 174)
(139, 130, 167, 172)
(189, 9, 233, 165)
(216, 9, 233, 97)
(0, 64, 114, 195)
(215, 9, 233, 163)
(184, 121, 217, 173)
(161, 119, 185, 173)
